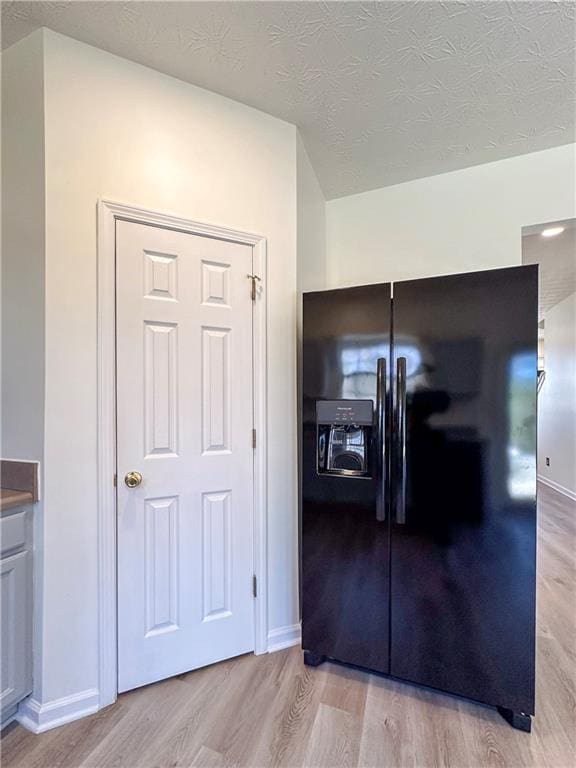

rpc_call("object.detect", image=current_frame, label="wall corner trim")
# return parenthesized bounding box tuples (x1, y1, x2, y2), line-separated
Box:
(537, 474, 576, 501)
(267, 623, 302, 653)
(16, 689, 99, 733)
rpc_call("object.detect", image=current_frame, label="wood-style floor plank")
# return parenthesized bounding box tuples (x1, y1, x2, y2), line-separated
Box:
(357, 677, 418, 768)
(1, 483, 575, 768)
(189, 745, 227, 768)
(303, 703, 362, 768)
(249, 645, 328, 768)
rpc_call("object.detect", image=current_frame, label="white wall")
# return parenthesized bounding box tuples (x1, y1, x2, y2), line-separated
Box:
(1, 28, 48, 705)
(295, 133, 326, 561)
(538, 292, 576, 497)
(1, 29, 46, 462)
(3, 28, 300, 710)
(326, 144, 576, 287)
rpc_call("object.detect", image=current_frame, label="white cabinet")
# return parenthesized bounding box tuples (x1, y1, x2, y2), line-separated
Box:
(1, 507, 32, 727)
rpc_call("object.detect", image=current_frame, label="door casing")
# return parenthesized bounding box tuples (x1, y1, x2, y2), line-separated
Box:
(96, 199, 268, 709)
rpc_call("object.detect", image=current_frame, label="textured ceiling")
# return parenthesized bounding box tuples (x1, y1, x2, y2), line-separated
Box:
(522, 219, 576, 321)
(2, 1, 575, 199)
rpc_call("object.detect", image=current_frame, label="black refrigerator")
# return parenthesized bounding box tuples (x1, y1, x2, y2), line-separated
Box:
(301, 265, 538, 732)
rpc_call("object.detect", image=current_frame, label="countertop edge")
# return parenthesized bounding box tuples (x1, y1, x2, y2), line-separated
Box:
(0, 489, 35, 512)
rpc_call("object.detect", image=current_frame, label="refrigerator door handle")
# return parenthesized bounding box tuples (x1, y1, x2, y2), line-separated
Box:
(376, 357, 386, 521)
(396, 356, 407, 525)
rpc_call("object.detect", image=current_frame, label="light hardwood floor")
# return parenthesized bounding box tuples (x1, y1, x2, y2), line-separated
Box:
(2, 483, 575, 768)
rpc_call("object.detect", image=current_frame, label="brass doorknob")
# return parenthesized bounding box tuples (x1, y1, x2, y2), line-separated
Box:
(124, 471, 143, 488)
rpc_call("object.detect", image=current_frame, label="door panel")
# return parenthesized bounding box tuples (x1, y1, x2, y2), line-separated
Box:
(116, 221, 254, 693)
(391, 266, 537, 713)
(302, 284, 391, 673)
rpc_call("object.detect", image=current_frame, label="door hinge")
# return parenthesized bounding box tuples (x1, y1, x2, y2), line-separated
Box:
(113, 473, 117, 487)
(252, 574, 258, 598)
(247, 273, 261, 302)
(252, 428, 257, 449)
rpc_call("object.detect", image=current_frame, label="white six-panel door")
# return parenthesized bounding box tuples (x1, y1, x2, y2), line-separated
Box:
(116, 220, 255, 692)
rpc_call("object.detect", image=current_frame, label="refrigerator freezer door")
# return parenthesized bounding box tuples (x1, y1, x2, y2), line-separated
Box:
(302, 283, 391, 673)
(390, 265, 538, 715)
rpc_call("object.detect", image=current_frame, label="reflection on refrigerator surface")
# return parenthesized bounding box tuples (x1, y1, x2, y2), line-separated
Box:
(507, 351, 537, 500)
(391, 268, 537, 715)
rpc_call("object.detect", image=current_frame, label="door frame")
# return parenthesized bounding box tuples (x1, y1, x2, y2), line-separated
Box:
(96, 199, 268, 709)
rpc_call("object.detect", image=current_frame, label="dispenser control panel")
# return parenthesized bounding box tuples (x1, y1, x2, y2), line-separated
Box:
(316, 399, 373, 477)
(316, 400, 374, 426)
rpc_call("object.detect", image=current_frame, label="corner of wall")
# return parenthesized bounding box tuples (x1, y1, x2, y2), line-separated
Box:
(1, 26, 47, 459)
(296, 133, 327, 294)
(1, 24, 48, 707)
(17, 688, 99, 734)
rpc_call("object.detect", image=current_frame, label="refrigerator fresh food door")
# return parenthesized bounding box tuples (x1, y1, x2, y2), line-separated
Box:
(390, 265, 538, 715)
(302, 284, 392, 673)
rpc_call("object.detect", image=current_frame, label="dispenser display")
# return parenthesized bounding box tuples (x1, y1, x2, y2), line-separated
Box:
(316, 400, 373, 477)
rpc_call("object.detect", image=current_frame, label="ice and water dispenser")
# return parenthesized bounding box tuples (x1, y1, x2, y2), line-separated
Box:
(316, 400, 373, 477)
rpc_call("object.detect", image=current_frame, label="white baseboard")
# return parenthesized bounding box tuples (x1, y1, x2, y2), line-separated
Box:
(538, 474, 576, 501)
(267, 623, 302, 653)
(16, 688, 99, 733)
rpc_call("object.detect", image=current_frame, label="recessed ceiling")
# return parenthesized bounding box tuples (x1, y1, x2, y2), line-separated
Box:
(2, 1, 575, 199)
(522, 219, 576, 321)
